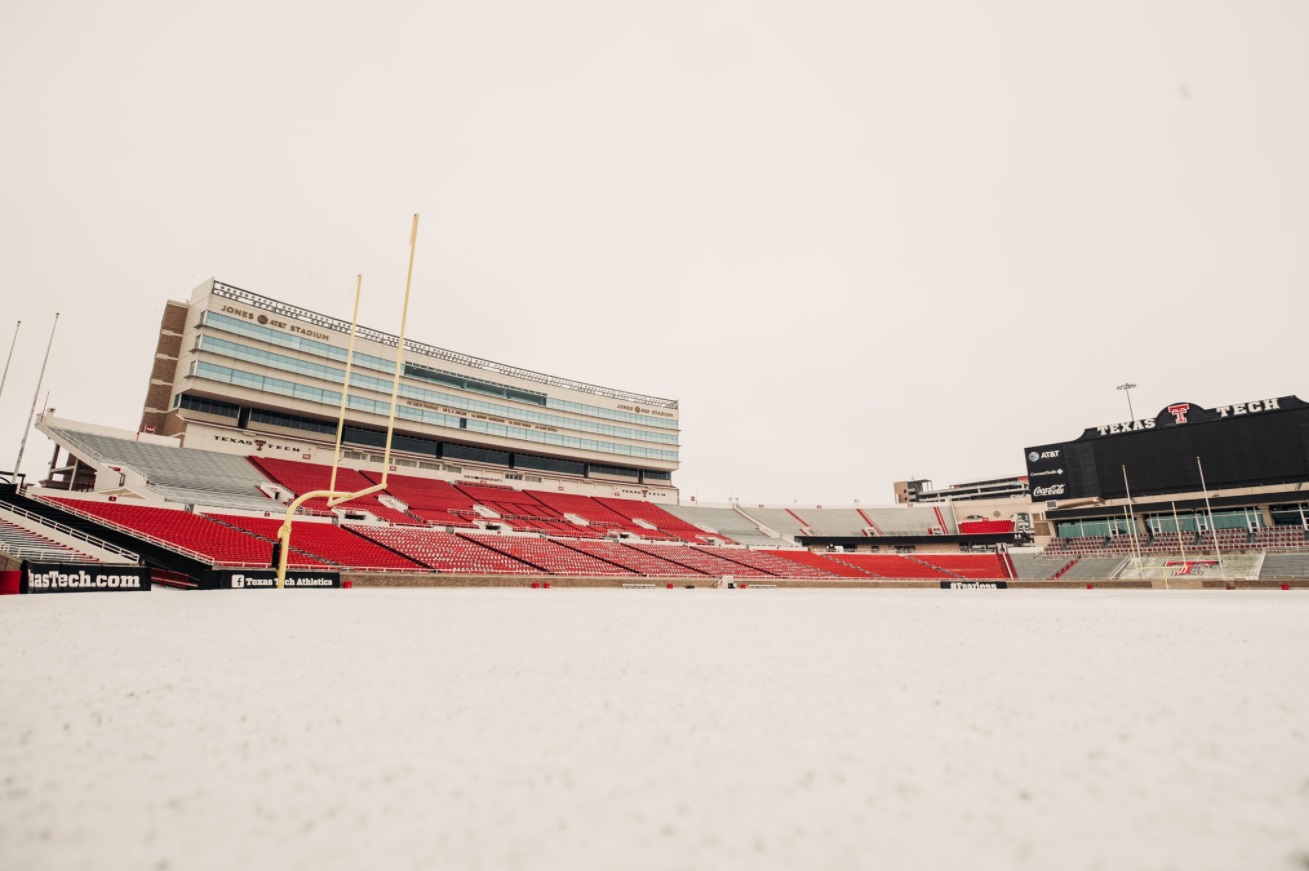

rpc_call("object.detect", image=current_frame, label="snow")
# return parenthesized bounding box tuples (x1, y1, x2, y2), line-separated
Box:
(2, 589, 1307, 870)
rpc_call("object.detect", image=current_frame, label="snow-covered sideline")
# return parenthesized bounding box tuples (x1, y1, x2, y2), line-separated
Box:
(2, 589, 1306, 871)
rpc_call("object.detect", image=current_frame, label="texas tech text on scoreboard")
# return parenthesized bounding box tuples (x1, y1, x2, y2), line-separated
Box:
(1024, 396, 1309, 501)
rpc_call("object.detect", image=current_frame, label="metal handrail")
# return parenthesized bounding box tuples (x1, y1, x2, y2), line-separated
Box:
(35, 497, 216, 565)
(0, 503, 139, 560)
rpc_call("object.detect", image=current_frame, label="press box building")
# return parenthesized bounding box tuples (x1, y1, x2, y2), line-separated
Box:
(136, 280, 681, 501)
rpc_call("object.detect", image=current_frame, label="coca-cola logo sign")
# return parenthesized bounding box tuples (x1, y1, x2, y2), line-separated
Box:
(1032, 483, 1066, 498)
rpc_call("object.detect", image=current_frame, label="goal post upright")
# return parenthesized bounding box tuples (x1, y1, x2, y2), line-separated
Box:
(277, 215, 421, 589)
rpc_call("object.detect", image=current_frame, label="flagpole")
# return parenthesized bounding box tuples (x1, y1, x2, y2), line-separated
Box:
(0, 320, 20, 410)
(14, 313, 58, 478)
(1196, 456, 1225, 581)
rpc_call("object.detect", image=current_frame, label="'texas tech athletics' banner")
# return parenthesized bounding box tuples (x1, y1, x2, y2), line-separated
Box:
(203, 569, 341, 590)
(22, 562, 151, 594)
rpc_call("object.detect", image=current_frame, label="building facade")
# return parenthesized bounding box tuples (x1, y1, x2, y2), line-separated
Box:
(139, 280, 681, 501)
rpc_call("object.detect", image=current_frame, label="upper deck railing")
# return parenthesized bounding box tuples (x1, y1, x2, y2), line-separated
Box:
(211, 282, 679, 410)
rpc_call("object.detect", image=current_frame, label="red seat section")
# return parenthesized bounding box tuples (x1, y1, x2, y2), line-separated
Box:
(203, 514, 337, 568)
(558, 539, 708, 577)
(763, 550, 874, 578)
(249, 457, 418, 525)
(825, 554, 951, 579)
(699, 547, 838, 578)
(958, 519, 1015, 535)
(212, 512, 423, 570)
(525, 491, 669, 539)
(914, 554, 1010, 579)
(362, 472, 482, 528)
(353, 527, 540, 574)
(466, 534, 638, 576)
(624, 542, 775, 578)
(48, 498, 272, 566)
(594, 497, 734, 544)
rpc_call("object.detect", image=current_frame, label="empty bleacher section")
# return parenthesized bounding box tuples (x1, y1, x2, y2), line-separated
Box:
(700, 547, 838, 579)
(361, 472, 481, 528)
(859, 506, 954, 536)
(1008, 553, 1077, 580)
(465, 534, 638, 576)
(764, 549, 872, 578)
(737, 508, 811, 540)
(958, 519, 1015, 535)
(624, 542, 776, 578)
(1258, 554, 1309, 579)
(1055, 557, 1129, 581)
(525, 491, 667, 539)
(0, 503, 138, 564)
(0, 516, 85, 562)
(914, 553, 1010, 579)
(248, 457, 417, 524)
(1049, 527, 1309, 557)
(354, 527, 540, 574)
(212, 514, 423, 571)
(660, 505, 779, 546)
(202, 515, 338, 568)
(823, 554, 951, 579)
(796, 509, 873, 538)
(46, 498, 273, 565)
(593, 497, 729, 543)
(45, 424, 277, 511)
(556, 539, 707, 578)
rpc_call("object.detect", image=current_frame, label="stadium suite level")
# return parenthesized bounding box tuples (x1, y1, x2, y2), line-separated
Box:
(137, 279, 680, 502)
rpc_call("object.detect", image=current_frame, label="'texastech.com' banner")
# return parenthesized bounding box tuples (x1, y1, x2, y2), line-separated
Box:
(22, 562, 151, 594)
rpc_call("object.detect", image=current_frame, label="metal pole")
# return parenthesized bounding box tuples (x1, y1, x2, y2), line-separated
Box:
(1196, 456, 1225, 580)
(14, 313, 58, 476)
(328, 276, 363, 495)
(1117, 382, 1137, 420)
(1172, 501, 1188, 562)
(1121, 465, 1142, 566)
(379, 214, 419, 487)
(0, 320, 20, 408)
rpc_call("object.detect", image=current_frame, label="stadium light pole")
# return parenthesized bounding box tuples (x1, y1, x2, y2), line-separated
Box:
(0, 320, 19, 411)
(1116, 382, 1137, 420)
(14, 313, 58, 479)
(1195, 456, 1226, 581)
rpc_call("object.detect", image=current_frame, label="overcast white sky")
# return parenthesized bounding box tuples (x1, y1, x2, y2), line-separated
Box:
(1, 1, 1306, 505)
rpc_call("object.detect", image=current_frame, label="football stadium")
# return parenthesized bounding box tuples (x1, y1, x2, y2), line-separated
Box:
(1, 276, 1308, 591)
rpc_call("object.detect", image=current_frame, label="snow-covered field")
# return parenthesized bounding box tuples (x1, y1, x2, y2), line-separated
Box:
(2, 588, 1306, 871)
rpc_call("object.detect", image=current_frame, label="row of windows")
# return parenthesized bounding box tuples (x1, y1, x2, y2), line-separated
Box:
(190, 361, 679, 461)
(201, 311, 679, 430)
(197, 333, 679, 446)
(175, 394, 240, 418)
(1058, 507, 1276, 539)
(197, 393, 648, 480)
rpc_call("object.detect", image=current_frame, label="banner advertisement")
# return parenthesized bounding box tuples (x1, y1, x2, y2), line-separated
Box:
(203, 569, 341, 590)
(21, 562, 151, 594)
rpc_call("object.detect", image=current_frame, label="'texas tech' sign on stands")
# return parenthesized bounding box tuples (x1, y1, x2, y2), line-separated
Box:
(22, 562, 151, 594)
(203, 569, 341, 590)
(1022, 395, 1309, 502)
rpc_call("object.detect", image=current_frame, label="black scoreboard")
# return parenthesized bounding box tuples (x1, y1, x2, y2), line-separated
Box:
(1024, 396, 1309, 501)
